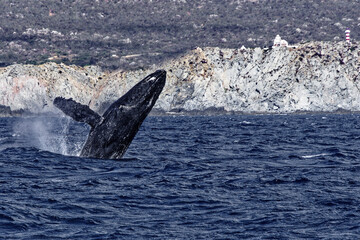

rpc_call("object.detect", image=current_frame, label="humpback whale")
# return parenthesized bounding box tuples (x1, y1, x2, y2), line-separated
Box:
(53, 70, 166, 159)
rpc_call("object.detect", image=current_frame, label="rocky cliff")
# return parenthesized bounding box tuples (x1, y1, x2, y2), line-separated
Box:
(1, 41, 359, 116)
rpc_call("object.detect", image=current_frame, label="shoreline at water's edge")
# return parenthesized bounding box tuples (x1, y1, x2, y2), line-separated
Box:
(150, 108, 360, 116)
(0, 105, 32, 117)
(2, 107, 360, 118)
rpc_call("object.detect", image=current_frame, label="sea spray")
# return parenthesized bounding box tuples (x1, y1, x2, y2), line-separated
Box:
(13, 115, 88, 156)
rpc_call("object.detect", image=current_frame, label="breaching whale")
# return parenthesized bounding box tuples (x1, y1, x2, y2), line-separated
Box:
(53, 70, 166, 159)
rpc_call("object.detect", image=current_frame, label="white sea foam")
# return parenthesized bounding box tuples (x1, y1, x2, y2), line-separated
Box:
(301, 153, 330, 159)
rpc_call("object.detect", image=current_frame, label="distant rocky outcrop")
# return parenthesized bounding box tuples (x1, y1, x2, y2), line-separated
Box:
(0, 104, 30, 117)
(0, 41, 359, 116)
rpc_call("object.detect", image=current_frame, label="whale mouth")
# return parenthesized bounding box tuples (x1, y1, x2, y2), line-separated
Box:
(144, 70, 166, 97)
(143, 70, 166, 104)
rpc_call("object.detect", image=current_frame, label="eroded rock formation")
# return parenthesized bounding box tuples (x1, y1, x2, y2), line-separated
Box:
(1, 41, 359, 116)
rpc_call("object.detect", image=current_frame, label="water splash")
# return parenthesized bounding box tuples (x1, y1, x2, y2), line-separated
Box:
(12, 115, 88, 156)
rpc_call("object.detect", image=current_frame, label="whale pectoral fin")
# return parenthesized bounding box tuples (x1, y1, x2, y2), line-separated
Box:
(53, 97, 102, 128)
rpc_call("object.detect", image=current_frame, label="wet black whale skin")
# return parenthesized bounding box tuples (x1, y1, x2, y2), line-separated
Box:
(54, 70, 166, 159)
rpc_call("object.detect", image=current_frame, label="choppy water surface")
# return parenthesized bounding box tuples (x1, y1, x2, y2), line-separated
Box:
(1, 114, 360, 239)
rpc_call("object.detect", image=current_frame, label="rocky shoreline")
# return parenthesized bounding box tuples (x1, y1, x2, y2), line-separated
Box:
(0, 105, 31, 117)
(1, 41, 359, 117)
(2, 106, 358, 118)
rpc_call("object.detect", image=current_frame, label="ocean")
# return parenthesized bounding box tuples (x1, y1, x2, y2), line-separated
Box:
(1, 114, 360, 239)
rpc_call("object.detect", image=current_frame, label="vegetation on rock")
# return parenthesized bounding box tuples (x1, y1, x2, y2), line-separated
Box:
(0, 0, 359, 69)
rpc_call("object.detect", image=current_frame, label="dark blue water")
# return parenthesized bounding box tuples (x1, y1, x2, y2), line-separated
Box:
(1, 114, 360, 239)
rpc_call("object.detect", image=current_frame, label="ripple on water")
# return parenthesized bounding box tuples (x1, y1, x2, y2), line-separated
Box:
(1, 114, 360, 239)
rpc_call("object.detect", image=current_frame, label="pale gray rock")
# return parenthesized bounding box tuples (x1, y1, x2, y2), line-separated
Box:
(0, 41, 359, 115)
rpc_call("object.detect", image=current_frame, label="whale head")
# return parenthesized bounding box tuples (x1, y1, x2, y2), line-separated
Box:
(102, 69, 166, 118)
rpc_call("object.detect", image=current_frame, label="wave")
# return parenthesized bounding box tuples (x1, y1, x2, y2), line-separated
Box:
(301, 153, 331, 159)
